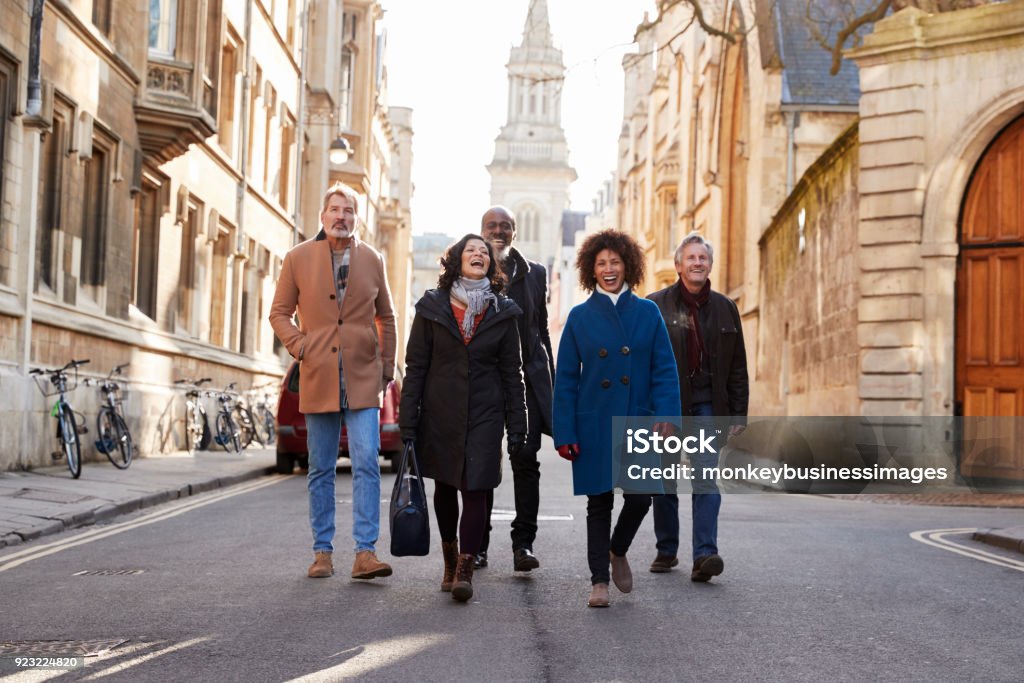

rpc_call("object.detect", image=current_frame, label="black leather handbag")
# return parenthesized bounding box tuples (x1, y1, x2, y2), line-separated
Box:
(389, 441, 430, 556)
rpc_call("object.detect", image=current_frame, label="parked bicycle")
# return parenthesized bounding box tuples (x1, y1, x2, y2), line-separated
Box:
(29, 359, 90, 478)
(213, 383, 243, 453)
(248, 384, 277, 446)
(90, 363, 134, 469)
(233, 390, 262, 449)
(174, 377, 212, 455)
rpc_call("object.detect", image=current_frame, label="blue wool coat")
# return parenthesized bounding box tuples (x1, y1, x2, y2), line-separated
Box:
(553, 289, 681, 495)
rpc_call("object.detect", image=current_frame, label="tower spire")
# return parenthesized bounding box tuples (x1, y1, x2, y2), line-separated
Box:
(521, 0, 552, 48)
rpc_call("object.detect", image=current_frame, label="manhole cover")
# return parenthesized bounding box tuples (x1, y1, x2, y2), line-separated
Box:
(10, 488, 93, 504)
(73, 569, 146, 576)
(0, 639, 128, 656)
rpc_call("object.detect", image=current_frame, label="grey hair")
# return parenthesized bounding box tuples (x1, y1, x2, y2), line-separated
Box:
(321, 181, 359, 213)
(674, 231, 714, 266)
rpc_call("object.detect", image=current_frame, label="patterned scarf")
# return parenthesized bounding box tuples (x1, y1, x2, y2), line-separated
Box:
(678, 279, 711, 373)
(450, 276, 497, 339)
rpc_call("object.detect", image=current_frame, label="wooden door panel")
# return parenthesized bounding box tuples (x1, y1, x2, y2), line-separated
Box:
(957, 115, 1024, 482)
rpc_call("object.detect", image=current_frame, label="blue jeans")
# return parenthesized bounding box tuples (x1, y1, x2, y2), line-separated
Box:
(306, 409, 381, 553)
(652, 401, 721, 561)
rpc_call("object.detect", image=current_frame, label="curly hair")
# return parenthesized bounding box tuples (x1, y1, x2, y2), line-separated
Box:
(575, 229, 646, 292)
(437, 234, 506, 294)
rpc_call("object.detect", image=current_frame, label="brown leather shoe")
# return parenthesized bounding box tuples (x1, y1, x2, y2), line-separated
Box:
(609, 551, 633, 593)
(649, 554, 679, 573)
(588, 582, 610, 608)
(308, 551, 333, 578)
(691, 554, 724, 582)
(351, 550, 393, 579)
(440, 540, 459, 592)
(451, 553, 475, 602)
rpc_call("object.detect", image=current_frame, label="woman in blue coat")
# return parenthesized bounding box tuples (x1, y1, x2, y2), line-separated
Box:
(553, 229, 681, 608)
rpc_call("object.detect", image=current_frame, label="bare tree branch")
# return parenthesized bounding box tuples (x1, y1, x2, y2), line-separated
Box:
(828, 0, 892, 75)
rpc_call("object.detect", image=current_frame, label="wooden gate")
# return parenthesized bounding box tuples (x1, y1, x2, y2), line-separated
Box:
(956, 115, 1024, 482)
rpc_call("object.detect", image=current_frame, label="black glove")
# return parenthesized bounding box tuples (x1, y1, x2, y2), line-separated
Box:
(507, 433, 526, 458)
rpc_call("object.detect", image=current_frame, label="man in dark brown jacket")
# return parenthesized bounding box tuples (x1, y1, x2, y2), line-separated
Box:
(646, 232, 748, 583)
(270, 182, 397, 581)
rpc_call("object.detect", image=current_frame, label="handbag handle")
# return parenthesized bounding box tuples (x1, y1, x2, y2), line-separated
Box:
(400, 440, 422, 479)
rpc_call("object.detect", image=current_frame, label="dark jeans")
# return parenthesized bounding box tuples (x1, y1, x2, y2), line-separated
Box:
(481, 389, 543, 552)
(585, 491, 653, 585)
(652, 401, 722, 561)
(434, 481, 488, 556)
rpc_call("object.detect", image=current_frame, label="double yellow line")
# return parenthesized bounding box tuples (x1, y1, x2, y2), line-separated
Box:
(0, 476, 286, 574)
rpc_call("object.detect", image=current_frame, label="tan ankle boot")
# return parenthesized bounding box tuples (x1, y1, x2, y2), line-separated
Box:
(610, 551, 633, 593)
(588, 582, 610, 608)
(451, 553, 475, 602)
(351, 550, 393, 579)
(308, 551, 333, 578)
(440, 540, 459, 592)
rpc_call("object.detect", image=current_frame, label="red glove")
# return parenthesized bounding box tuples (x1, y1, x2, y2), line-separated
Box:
(652, 422, 676, 438)
(557, 444, 579, 462)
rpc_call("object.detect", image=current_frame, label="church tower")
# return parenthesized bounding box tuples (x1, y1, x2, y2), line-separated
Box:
(487, 0, 577, 270)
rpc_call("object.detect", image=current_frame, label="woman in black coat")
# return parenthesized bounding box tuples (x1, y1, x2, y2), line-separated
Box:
(399, 234, 528, 602)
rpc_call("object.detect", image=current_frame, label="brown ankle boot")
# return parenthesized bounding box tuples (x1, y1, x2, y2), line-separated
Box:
(440, 540, 459, 592)
(451, 553, 475, 602)
(351, 550, 393, 580)
(308, 551, 333, 578)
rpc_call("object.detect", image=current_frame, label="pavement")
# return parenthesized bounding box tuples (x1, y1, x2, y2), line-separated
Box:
(1, 448, 1023, 555)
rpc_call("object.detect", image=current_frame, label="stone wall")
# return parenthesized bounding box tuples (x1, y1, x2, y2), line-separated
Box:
(755, 125, 860, 416)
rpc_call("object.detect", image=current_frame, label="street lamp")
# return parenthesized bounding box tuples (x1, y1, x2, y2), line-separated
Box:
(329, 136, 353, 164)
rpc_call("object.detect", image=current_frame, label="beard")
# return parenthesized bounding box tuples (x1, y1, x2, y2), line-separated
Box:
(325, 221, 352, 238)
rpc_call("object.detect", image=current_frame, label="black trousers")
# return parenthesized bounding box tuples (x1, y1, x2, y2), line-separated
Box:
(586, 491, 652, 585)
(434, 481, 488, 556)
(481, 389, 543, 552)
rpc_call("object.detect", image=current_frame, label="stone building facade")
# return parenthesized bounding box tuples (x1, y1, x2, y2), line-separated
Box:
(611, 0, 1024, 480)
(0, 0, 413, 471)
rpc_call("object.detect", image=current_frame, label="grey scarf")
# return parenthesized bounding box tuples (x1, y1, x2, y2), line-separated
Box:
(450, 276, 498, 339)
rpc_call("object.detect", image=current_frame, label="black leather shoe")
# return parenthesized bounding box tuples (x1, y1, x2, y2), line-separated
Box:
(513, 547, 540, 571)
(691, 554, 724, 582)
(473, 551, 488, 569)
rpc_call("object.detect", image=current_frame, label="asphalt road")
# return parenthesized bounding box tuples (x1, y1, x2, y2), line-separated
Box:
(2, 445, 1023, 682)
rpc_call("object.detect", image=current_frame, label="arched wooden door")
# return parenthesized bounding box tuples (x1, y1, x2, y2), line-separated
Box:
(956, 114, 1024, 481)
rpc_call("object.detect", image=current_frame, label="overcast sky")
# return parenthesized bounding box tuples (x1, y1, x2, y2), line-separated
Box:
(382, 0, 654, 237)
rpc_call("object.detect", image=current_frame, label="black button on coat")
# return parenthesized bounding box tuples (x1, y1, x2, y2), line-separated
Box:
(399, 288, 528, 491)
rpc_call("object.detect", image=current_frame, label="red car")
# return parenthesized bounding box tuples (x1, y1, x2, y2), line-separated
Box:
(275, 361, 403, 474)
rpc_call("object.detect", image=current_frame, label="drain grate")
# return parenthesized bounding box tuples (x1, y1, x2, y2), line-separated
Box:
(73, 568, 147, 576)
(0, 639, 128, 656)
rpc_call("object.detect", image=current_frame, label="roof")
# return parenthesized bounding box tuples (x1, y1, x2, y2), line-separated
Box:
(770, 0, 873, 107)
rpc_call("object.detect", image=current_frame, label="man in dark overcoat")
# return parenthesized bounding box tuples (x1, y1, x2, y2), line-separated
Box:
(478, 205, 555, 572)
(646, 232, 749, 583)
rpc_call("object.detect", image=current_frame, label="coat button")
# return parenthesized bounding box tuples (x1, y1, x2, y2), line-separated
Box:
(598, 348, 608, 358)
(331, 346, 338, 353)
(338, 319, 343, 325)
(329, 294, 336, 300)
(621, 346, 630, 355)
(601, 379, 611, 389)
(621, 376, 630, 385)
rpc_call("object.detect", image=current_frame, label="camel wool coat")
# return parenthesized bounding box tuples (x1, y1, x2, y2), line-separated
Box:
(269, 231, 397, 413)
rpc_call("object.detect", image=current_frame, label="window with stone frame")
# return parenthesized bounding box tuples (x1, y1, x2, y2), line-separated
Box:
(36, 96, 74, 296)
(148, 0, 178, 57)
(208, 220, 231, 347)
(202, 0, 222, 117)
(93, 0, 112, 36)
(0, 52, 14, 286)
(80, 127, 118, 301)
(131, 173, 162, 320)
(177, 195, 201, 335)
(279, 109, 295, 211)
(339, 11, 358, 131)
(262, 83, 277, 194)
(217, 25, 242, 158)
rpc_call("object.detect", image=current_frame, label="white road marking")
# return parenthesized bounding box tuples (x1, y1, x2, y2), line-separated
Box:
(0, 476, 286, 574)
(285, 634, 454, 682)
(909, 528, 1024, 572)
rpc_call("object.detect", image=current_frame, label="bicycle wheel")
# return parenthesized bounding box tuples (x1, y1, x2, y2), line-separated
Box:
(215, 412, 241, 453)
(256, 406, 275, 445)
(99, 411, 133, 469)
(59, 403, 82, 479)
(186, 401, 205, 455)
(236, 406, 259, 448)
